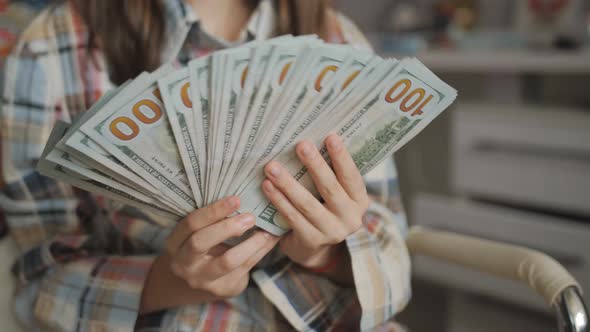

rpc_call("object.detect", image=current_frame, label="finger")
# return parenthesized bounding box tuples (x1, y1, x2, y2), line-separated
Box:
(204, 236, 278, 298)
(238, 232, 280, 272)
(325, 134, 368, 207)
(175, 213, 256, 268)
(206, 231, 278, 279)
(264, 161, 332, 225)
(262, 179, 325, 240)
(295, 140, 350, 209)
(166, 196, 240, 255)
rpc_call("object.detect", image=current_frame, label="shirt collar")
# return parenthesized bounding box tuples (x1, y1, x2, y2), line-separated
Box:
(177, 0, 198, 25)
(167, 0, 276, 42)
(244, 0, 276, 40)
(160, 0, 278, 63)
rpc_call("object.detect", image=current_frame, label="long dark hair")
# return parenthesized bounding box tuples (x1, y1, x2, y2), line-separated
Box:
(70, 0, 331, 85)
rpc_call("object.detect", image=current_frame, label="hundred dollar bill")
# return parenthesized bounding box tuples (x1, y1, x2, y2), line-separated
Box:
(206, 39, 267, 203)
(210, 49, 251, 201)
(271, 58, 398, 166)
(62, 82, 146, 189)
(269, 59, 401, 171)
(38, 121, 180, 221)
(209, 38, 292, 201)
(60, 78, 185, 213)
(188, 56, 212, 203)
(225, 43, 317, 196)
(81, 65, 197, 213)
(214, 47, 272, 200)
(46, 145, 181, 218)
(222, 35, 304, 142)
(257, 44, 364, 136)
(233, 46, 373, 195)
(226, 35, 319, 142)
(218, 36, 320, 199)
(158, 67, 204, 207)
(232, 56, 385, 199)
(205, 53, 224, 204)
(230, 54, 386, 202)
(275, 56, 388, 154)
(239, 58, 457, 235)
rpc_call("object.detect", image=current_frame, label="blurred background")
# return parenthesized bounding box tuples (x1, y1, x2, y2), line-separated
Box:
(335, 0, 590, 331)
(1, 0, 590, 331)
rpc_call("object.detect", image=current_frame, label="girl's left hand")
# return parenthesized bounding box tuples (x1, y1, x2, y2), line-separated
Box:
(261, 134, 370, 270)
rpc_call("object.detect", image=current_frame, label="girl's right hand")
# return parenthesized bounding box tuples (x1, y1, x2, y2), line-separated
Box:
(164, 196, 279, 297)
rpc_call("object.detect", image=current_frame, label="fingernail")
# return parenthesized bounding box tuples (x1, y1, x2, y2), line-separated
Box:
(298, 142, 313, 158)
(266, 163, 280, 177)
(328, 135, 342, 152)
(239, 214, 255, 225)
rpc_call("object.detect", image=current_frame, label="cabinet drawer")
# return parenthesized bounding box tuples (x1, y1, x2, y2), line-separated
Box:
(453, 149, 590, 216)
(452, 104, 590, 215)
(453, 104, 590, 155)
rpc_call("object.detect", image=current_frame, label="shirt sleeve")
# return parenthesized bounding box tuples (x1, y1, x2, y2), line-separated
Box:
(252, 201, 411, 332)
(11, 210, 166, 331)
(0, 20, 79, 251)
(32, 254, 155, 331)
(1, 21, 165, 331)
(16, 244, 156, 332)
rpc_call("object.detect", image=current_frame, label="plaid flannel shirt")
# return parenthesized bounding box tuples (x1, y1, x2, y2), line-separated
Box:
(0, 1, 411, 331)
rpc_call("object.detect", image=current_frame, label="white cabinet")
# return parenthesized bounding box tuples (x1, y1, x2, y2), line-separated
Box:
(411, 102, 590, 312)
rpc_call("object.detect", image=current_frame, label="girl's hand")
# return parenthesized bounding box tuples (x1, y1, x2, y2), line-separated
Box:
(141, 197, 279, 314)
(165, 196, 279, 296)
(262, 134, 369, 274)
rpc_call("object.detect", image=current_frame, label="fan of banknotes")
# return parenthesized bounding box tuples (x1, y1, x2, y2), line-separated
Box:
(38, 35, 457, 236)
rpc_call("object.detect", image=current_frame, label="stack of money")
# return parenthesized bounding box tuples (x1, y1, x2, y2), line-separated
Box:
(38, 35, 457, 236)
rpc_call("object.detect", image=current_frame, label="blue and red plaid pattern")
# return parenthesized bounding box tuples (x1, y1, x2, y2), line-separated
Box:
(1, 1, 411, 330)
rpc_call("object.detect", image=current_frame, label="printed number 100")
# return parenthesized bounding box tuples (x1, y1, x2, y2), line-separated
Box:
(109, 89, 163, 141)
(385, 78, 433, 117)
